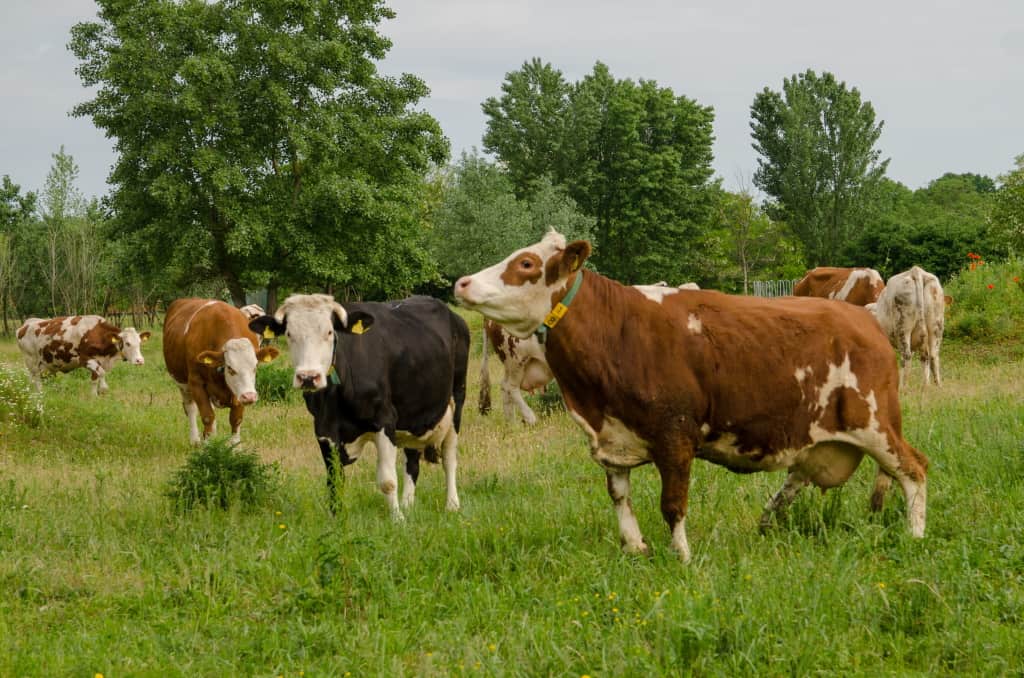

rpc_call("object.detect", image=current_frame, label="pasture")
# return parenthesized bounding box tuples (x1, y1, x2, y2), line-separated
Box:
(1, 311, 1023, 676)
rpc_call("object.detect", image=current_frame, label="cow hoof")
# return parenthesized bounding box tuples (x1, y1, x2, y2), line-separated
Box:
(622, 541, 651, 557)
(400, 495, 416, 510)
(391, 509, 406, 523)
(445, 498, 461, 512)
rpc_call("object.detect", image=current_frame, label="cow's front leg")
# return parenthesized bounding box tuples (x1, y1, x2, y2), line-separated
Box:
(402, 449, 420, 509)
(441, 428, 460, 511)
(655, 450, 695, 562)
(178, 384, 202, 445)
(85, 358, 107, 395)
(375, 430, 403, 521)
(606, 467, 648, 556)
(318, 438, 342, 511)
(190, 384, 217, 441)
(759, 471, 809, 533)
(228, 403, 245, 445)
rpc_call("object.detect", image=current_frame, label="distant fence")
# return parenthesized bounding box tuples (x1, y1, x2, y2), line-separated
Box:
(751, 280, 798, 298)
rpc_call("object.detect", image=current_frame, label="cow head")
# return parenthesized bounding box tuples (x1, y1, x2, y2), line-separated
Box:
(248, 293, 374, 390)
(454, 230, 592, 338)
(195, 338, 280, 405)
(116, 327, 151, 365)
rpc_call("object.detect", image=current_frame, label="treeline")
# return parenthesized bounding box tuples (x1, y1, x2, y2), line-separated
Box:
(2, 0, 1023, 331)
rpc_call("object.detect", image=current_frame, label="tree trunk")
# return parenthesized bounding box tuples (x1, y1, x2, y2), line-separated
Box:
(226, 275, 246, 307)
(266, 283, 279, 316)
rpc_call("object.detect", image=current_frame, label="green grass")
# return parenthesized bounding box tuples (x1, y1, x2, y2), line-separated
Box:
(1, 322, 1023, 676)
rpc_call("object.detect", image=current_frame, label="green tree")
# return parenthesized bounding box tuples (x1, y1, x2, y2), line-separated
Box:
(71, 0, 448, 308)
(751, 70, 889, 266)
(991, 154, 1024, 254)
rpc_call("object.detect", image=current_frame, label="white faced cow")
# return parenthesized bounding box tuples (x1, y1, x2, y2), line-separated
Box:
(867, 266, 947, 388)
(17, 315, 150, 395)
(249, 294, 470, 520)
(455, 231, 928, 561)
(163, 299, 280, 445)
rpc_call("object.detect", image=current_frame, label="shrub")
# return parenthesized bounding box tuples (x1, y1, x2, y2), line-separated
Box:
(165, 436, 280, 512)
(0, 362, 44, 428)
(945, 256, 1024, 342)
(256, 363, 297, 404)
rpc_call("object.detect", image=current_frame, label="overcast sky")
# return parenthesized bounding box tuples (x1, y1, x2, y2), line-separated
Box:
(2, 0, 1023, 202)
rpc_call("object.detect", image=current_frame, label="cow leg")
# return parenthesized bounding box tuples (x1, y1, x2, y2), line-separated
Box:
(318, 439, 342, 511)
(190, 384, 217, 441)
(375, 430, 403, 521)
(930, 341, 942, 387)
(24, 359, 43, 391)
(654, 453, 695, 562)
(402, 449, 420, 509)
(870, 467, 893, 512)
(85, 358, 107, 396)
(510, 386, 538, 426)
(605, 467, 649, 556)
(898, 334, 913, 390)
(441, 428, 460, 511)
(899, 474, 927, 538)
(228, 404, 245, 445)
(759, 471, 809, 534)
(178, 385, 202, 445)
(864, 436, 928, 537)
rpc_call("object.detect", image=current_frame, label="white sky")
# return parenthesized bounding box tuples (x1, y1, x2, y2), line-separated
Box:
(2, 0, 1022, 201)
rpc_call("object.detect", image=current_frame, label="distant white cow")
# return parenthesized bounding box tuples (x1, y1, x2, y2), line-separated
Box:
(868, 266, 946, 387)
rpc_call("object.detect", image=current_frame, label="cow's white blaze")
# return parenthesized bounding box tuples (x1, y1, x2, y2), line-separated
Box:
(454, 231, 568, 338)
(221, 338, 260, 401)
(277, 294, 347, 389)
(117, 327, 147, 365)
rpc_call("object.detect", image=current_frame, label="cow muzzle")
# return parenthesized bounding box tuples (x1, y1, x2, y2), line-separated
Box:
(238, 391, 258, 405)
(295, 370, 324, 390)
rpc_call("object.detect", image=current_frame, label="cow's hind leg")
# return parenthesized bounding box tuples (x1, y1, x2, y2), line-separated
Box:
(441, 428, 460, 511)
(865, 434, 928, 537)
(606, 467, 649, 556)
(375, 430, 403, 521)
(870, 467, 893, 512)
(759, 471, 809, 534)
(402, 449, 420, 509)
(85, 358, 107, 395)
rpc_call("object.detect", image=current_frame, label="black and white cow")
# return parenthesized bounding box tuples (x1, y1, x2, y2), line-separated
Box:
(249, 294, 470, 518)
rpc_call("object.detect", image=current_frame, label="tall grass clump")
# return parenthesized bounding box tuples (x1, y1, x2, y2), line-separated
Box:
(164, 436, 280, 511)
(256, 362, 298, 404)
(0, 362, 43, 428)
(944, 254, 1024, 341)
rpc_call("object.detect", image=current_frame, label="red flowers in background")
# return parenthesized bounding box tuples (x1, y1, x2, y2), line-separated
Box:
(988, 284, 995, 290)
(967, 252, 985, 271)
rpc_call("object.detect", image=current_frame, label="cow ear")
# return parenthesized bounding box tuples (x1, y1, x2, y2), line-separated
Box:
(111, 334, 123, 347)
(196, 349, 225, 367)
(562, 240, 591, 275)
(257, 346, 280, 363)
(139, 332, 152, 342)
(249, 315, 285, 339)
(342, 311, 374, 335)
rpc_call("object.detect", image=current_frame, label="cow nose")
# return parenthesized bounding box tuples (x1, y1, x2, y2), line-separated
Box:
(296, 371, 322, 389)
(134, 358, 145, 365)
(454, 276, 472, 297)
(239, 391, 258, 405)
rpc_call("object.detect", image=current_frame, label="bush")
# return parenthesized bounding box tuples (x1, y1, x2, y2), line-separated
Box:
(256, 363, 297, 404)
(165, 437, 280, 512)
(0, 362, 43, 428)
(944, 256, 1024, 342)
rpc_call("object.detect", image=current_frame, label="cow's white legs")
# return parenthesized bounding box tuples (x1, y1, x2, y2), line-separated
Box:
(23, 360, 43, 391)
(929, 346, 942, 387)
(441, 428, 460, 511)
(401, 449, 417, 509)
(85, 358, 107, 396)
(759, 472, 809, 533)
(509, 385, 538, 425)
(606, 468, 648, 555)
(899, 475, 927, 538)
(898, 334, 913, 390)
(179, 385, 202, 446)
(375, 430, 403, 521)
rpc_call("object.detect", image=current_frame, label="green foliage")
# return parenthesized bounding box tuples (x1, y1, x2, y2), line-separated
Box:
(255, 362, 298, 404)
(752, 70, 889, 266)
(990, 154, 1024, 254)
(70, 0, 448, 305)
(0, 362, 44, 428)
(483, 60, 717, 285)
(944, 257, 1024, 341)
(164, 437, 280, 512)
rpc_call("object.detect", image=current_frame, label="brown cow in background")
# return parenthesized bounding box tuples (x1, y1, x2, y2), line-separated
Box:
(794, 267, 885, 306)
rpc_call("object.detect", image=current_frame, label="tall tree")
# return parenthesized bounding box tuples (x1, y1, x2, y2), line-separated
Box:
(991, 154, 1024, 255)
(71, 0, 448, 307)
(751, 70, 889, 266)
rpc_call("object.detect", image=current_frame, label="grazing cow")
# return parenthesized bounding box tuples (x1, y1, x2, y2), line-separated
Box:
(16, 316, 150, 395)
(794, 267, 885, 306)
(249, 294, 470, 518)
(479, 282, 700, 424)
(866, 266, 947, 388)
(455, 231, 927, 561)
(163, 299, 280, 445)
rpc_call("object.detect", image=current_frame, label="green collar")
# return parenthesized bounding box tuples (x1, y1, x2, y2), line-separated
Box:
(534, 270, 583, 344)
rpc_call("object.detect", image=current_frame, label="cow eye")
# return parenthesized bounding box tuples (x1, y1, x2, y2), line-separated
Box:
(226, 367, 236, 376)
(521, 259, 534, 269)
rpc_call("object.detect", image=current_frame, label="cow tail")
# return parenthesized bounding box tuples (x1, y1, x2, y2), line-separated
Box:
(478, 322, 492, 415)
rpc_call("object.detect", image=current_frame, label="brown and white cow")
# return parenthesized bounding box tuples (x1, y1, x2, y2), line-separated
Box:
(163, 299, 280, 445)
(867, 266, 947, 388)
(16, 316, 150, 395)
(794, 267, 885, 306)
(455, 231, 928, 561)
(479, 282, 701, 425)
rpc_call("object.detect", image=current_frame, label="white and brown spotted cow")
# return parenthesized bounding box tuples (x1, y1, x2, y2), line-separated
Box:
(16, 315, 150, 395)
(867, 266, 947, 388)
(163, 299, 280, 445)
(455, 231, 928, 561)
(794, 266, 885, 306)
(479, 283, 700, 425)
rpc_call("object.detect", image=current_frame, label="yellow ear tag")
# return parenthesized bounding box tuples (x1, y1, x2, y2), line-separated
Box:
(351, 319, 366, 335)
(261, 353, 273, 363)
(262, 327, 276, 339)
(571, 255, 580, 271)
(200, 356, 215, 365)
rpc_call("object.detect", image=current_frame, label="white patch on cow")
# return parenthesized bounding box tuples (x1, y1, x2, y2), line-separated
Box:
(454, 230, 569, 338)
(687, 313, 702, 334)
(699, 431, 802, 473)
(394, 401, 455, 449)
(183, 300, 217, 335)
(814, 354, 858, 410)
(374, 429, 403, 521)
(221, 338, 260, 402)
(794, 366, 808, 382)
(633, 284, 680, 303)
(607, 467, 648, 555)
(568, 409, 652, 468)
(671, 517, 691, 562)
(830, 269, 880, 301)
(275, 293, 348, 389)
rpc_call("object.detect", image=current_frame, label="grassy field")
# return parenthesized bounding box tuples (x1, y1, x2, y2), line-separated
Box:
(1, 312, 1023, 677)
